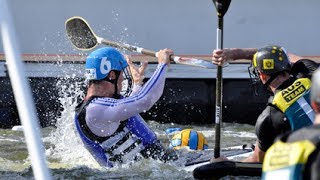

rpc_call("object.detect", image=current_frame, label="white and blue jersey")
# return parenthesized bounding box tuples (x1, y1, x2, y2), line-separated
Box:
(75, 63, 170, 167)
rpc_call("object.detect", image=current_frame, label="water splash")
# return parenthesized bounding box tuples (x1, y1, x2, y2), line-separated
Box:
(95, 10, 139, 55)
(44, 78, 99, 169)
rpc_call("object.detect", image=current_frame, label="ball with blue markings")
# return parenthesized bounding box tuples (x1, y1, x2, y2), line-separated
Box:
(169, 129, 208, 150)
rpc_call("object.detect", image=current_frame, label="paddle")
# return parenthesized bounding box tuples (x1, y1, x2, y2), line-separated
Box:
(212, 0, 232, 159)
(65, 16, 216, 69)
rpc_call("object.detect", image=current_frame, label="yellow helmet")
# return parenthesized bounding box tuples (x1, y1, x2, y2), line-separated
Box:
(169, 129, 208, 150)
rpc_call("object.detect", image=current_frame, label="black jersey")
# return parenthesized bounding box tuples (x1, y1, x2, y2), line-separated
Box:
(255, 97, 290, 152)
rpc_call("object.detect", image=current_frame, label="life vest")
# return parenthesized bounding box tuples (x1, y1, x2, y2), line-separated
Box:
(74, 97, 163, 168)
(262, 127, 320, 180)
(272, 78, 314, 130)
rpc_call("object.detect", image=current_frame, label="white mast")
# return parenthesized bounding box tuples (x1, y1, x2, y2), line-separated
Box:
(0, 1, 51, 179)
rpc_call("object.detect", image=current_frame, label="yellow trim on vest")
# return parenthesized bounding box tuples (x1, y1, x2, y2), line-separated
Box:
(263, 140, 316, 172)
(272, 78, 311, 112)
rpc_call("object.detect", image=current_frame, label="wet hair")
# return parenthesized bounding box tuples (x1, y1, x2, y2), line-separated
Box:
(88, 70, 121, 86)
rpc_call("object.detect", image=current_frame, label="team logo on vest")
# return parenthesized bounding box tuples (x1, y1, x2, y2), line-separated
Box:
(282, 81, 306, 102)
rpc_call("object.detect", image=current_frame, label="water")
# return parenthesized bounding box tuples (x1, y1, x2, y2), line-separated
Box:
(0, 122, 257, 180)
(0, 79, 257, 179)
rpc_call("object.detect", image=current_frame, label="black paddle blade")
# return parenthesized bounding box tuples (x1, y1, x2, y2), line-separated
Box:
(65, 16, 98, 50)
(213, 0, 232, 18)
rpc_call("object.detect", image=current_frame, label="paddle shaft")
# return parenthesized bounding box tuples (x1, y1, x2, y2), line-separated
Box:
(100, 37, 178, 62)
(65, 16, 216, 69)
(214, 16, 224, 158)
(100, 37, 217, 68)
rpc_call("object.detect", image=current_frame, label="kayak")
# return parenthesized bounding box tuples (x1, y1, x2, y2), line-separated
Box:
(178, 145, 262, 179)
(193, 161, 262, 179)
(180, 145, 254, 172)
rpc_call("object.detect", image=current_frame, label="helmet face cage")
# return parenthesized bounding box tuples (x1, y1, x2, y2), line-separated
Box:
(248, 64, 260, 95)
(120, 66, 133, 97)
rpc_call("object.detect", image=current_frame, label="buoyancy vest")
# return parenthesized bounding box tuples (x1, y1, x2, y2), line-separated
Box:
(262, 126, 320, 180)
(74, 97, 164, 168)
(272, 78, 314, 130)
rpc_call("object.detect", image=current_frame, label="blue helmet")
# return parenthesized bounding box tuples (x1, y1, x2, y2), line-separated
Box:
(85, 47, 128, 81)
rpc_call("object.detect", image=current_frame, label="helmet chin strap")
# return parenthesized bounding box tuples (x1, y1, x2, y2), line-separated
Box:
(112, 73, 121, 99)
(104, 71, 121, 99)
(262, 72, 282, 94)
